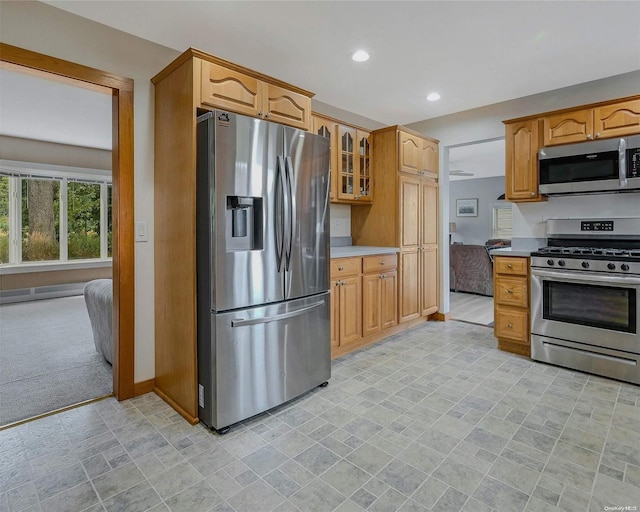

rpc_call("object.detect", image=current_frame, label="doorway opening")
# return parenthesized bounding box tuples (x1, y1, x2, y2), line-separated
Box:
(446, 137, 509, 327)
(0, 44, 135, 427)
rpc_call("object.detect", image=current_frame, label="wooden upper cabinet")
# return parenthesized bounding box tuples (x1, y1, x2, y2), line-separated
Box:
(505, 120, 542, 202)
(594, 99, 640, 139)
(198, 58, 312, 130)
(337, 125, 357, 201)
(261, 83, 310, 131)
(356, 130, 372, 202)
(399, 132, 422, 174)
(421, 138, 439, 174)
(543, 99, 640, 146)
(313, 115, 337, 201)
(542, 109, 592, 146)
(200, 60, 262, 117)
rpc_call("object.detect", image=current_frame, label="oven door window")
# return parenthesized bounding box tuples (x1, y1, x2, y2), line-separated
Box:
(539, 151, 618, 185)
(543, 281, 636, 333)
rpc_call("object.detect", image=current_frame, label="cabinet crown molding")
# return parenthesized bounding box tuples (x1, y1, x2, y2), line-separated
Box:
(503, 94, 640, 125)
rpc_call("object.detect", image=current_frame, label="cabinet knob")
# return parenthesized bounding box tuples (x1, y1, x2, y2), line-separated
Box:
(507, 289, 513, 294)
(338, 266, 344, 271)
(586, 134, 593, 140)
(258, 111, 263, 117)
(380, 261, 385, 265)
(507, 323, 513, 328)
(595, 132, 600, 138)
(530, 191, 536, 197)
(265, 112, 271, 118)
(507, 264, 513, 269)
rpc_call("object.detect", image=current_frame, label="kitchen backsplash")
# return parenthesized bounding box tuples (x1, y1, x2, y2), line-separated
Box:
(513, 192, 640, 238)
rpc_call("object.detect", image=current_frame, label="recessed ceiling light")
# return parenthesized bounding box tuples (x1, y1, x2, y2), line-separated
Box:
(426, 92, 441, 102)
(351, 50, 370, 62)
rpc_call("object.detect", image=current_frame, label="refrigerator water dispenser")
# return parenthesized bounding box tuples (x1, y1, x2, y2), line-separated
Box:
(226, 196, 263, 251)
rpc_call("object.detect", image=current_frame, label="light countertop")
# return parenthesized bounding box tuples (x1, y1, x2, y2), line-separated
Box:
(489, 238, 546, 258)
(489, 247, 535, 257)
(331, 246, 399, 258)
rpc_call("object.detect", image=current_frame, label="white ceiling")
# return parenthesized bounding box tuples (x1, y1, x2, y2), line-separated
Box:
(449, 139, 505, 181)
(43, 0, 640, 126)
(2, 1, 639, 161)
(0, 68, 112, 150)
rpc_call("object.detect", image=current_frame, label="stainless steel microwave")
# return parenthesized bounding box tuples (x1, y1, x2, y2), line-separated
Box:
(539, 135, 640, 195)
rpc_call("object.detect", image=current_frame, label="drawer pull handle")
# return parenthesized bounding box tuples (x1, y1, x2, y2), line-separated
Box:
(507, 323, 513, 328)
(507, 289, 513, 294)
(380, 261, 385, 265)
(338, 266, 344, 271)
(507, 264, 513, 269)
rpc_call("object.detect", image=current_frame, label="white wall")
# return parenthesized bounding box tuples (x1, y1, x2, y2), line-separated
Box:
(407, 70, 640, 314)
(449, 176, 505, 245)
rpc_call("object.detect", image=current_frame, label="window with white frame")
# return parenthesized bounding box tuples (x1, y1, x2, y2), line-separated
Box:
(0, 162, 112, 265)
(492, 203, 512, 240)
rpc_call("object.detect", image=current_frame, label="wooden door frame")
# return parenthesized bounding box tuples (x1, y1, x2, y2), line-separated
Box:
(0, 43, 135, 400)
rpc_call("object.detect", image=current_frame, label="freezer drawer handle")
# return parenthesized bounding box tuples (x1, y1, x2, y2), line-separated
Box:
(542, 340, 637, 366)
(231, 300, 325, 327)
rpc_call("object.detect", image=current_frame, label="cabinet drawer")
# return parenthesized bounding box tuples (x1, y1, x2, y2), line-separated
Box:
(362, 254, 397, 273)
(494, 256, 528, 276)
(331, 257, 361, 277)
(495, 306, 529, 343)
(495, 276, 528, 308)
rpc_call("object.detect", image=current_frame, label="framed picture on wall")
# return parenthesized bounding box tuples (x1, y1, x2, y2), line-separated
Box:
(456, 198, 478, 217)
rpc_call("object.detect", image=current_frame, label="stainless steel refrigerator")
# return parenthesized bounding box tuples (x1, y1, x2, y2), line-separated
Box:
(196, 111, 331, 432)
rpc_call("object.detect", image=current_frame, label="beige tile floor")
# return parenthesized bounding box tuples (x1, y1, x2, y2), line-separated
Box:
(1, 320, 640, 512)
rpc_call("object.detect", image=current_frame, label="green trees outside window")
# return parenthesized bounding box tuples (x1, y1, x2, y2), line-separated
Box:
(0, 171, 111, 265)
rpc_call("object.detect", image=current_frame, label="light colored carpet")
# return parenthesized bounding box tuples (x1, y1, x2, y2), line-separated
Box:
(0, 296, 112, 426)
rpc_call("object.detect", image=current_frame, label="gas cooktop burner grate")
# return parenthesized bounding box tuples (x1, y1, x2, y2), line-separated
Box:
(534, 246, 640, 258)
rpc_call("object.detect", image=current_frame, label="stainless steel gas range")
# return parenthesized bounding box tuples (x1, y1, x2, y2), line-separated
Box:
(530, 218, 640, 385)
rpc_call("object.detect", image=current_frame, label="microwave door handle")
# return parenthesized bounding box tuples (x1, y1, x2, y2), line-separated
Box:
(532, 268, 640, 286)
(619, 137, 627, 189)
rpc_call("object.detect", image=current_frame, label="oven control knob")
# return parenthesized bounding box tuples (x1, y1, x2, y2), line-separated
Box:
(621, 264, 630, 271)
(546, 259, 554, 266)
(581, 261, 590, 269)
(607, 263, 616, 270)
(557, 260, 566, 267)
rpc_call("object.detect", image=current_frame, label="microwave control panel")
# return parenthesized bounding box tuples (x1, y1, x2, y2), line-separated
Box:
(629, 147, 640, 178)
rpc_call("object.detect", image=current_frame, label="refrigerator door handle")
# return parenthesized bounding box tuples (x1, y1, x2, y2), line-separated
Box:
(275, 155, 287, 272)
(230, 300, 325, 327)
(284, 156, 296, 271)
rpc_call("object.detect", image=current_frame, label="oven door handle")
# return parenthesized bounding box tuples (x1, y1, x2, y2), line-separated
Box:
(531, 268, 640, 286)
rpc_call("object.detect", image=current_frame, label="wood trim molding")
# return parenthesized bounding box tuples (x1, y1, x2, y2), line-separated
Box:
(0, 43, 136, 401)
(154, 387, 199, 425)
(503, 93, 640, 124)
(133, 379, 156, 397)
(430, 312, 451, 321)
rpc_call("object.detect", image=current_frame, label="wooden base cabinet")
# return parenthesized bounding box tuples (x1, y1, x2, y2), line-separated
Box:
(331, 253, 398, 357)
(494, 255, 530, 357)
(362, 254, 398, 336)
(330, 258, 362, 350)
